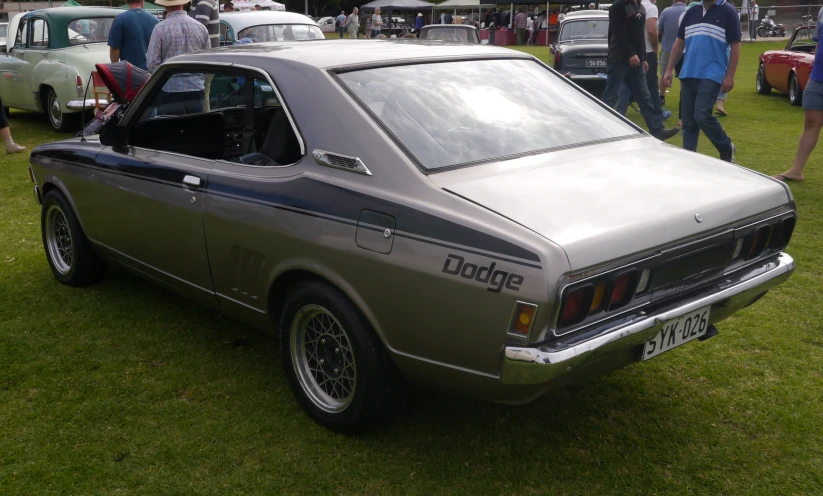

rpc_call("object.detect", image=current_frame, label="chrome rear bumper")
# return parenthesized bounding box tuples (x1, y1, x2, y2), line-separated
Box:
(66, 99, 107, 110)
(500, 253, 795, 385)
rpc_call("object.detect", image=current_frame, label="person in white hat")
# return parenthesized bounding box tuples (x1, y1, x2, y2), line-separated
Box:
(414, 12, 423, 33)
(146, 0, 210, 114)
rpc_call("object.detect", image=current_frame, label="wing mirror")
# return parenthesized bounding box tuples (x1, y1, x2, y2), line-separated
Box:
(100, 124, 128, 147)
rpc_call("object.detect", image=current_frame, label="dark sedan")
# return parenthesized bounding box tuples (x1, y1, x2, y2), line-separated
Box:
(551, 10, 608, 84)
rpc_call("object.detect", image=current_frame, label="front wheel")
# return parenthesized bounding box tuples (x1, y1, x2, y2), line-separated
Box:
(280, 281, 403, 432)
(756, 26, 767, 38)
(756, 63, 772, 95)
(41, 189, 107, 286)
(788, 73, 803, 106)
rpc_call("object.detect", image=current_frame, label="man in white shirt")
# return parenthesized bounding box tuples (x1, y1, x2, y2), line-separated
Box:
(750, 0, 759, 39)
(616, 0, 669, 120)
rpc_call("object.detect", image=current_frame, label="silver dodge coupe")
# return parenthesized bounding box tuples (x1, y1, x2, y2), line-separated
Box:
(29, 40, 796, 431)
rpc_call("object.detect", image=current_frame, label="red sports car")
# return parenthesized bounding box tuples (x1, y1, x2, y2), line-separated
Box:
(758, 25, 816, 106)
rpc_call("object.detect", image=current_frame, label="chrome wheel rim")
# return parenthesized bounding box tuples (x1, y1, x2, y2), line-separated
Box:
(290, 304, 356, 413)
(46, 204, 73, 274)
(756, 67, 763, 91)
(48, 92, 62, 129)
(790, 78, 798, 102)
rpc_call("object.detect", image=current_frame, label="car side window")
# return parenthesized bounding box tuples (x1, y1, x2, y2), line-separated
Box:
(130, 66, 299, 166)
(29, 18, 49, 48)
(791, 27, 815, 51)
(14, 20, 27, 48)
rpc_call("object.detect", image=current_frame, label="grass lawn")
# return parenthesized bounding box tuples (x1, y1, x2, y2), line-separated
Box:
(2, 41, 822, 494)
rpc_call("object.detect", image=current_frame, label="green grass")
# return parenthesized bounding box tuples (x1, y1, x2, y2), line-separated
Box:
(2, 41, 823, 494)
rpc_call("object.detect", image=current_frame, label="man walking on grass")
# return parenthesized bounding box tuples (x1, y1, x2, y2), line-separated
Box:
(337, 11, 347, 38)
(601, 0, 680, 141)
(663, 0, 740, 162)
(657, 0, 687, 107)
(515, 9, 528, 45)
(346, 8, 360, 38)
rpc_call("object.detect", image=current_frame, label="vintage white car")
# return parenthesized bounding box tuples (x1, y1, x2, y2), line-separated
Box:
(0, 7, 120, 131)
(221, 11, 324, 45)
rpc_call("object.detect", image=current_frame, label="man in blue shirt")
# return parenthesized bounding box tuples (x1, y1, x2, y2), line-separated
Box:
(663, 0, 741, 162)
(108, 0, 159, 71)
(337, 11, 347, 38)
(775, 6, 823, 182)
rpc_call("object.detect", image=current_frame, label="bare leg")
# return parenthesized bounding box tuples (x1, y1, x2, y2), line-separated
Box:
(776, 110, 823, 181)
(0, 126, 10, 141)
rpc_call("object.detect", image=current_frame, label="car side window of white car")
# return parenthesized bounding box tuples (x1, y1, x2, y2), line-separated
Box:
(14, 19, 27, 49)
(29, 18, 48, 49)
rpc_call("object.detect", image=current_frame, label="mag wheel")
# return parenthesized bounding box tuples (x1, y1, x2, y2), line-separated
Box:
(756, 63, 772, 95)
(789, 73, 803, 106)
(280, 281, 404, 432)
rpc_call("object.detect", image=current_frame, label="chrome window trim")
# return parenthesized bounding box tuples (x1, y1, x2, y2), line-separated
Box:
(119, 60, 306, 160)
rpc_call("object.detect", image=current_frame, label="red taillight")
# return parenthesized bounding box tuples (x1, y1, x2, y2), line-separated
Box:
(608, 271, 637, 310)
(559, 285, 593, 328)
(747, 225, 770, 259)
(76, 74, 83, 87)
(770, 216, 796, 249)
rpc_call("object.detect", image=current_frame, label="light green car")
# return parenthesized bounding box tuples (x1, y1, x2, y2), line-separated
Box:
(0, 7, 121, 132)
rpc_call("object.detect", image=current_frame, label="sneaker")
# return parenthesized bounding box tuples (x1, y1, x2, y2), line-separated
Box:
(720, 142, 735, 163)
(5, 143, 26, 154)
(656, 126, 681, 141)
(661, 109, 672, 120)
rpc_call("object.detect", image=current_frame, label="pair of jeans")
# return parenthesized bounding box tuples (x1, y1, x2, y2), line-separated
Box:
(616, 51, 662, 116)
(371, 29, 381, 37)
(601, 60, 664, 137)
(679, 78, 732, 154)
(339, 27, 345, 38)
(516, 27, 525, 45)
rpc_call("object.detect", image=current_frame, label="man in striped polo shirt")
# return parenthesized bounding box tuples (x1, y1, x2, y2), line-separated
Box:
(662, 0, 740, 163)
(191, 0, 220, 48)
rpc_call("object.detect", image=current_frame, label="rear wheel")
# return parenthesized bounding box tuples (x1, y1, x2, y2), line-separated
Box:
(44, 87, 80, 133)
(788, 73, 803, 106)
(756, 26, 767, 38)
(280, 280, 403, 432)
(41, 189, 107, 286)
(756, 63, 772, 95)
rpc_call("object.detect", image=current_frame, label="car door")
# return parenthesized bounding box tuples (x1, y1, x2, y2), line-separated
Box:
(788, 27, 815, 89)
(0, 17, 37, 108)
(87, 64, 227, 308)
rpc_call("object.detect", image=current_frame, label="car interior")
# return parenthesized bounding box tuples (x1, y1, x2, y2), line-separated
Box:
(789, 27, 816, 53)
(128, 71, 301, 166)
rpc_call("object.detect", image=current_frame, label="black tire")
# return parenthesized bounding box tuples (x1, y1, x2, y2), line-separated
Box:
(280, 280, 403, 432)
(756, 63, 772, 95)
(41, 189, 107, 286)
(43, 87, 80, 133)
(756, 26, 767, 38)
(788, 73, 803, 106)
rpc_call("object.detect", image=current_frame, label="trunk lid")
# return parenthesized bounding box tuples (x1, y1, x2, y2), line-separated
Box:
(434, 138, 791, 270)
(557, 41, 608, 69)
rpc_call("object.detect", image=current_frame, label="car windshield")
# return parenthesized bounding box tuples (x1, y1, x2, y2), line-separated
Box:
(559, 19, 608, 41)
(423, 27, 475, 42)
(338, 59, 639, 171)
(68, 17, 117, 45)
(237, 23, 324, 42)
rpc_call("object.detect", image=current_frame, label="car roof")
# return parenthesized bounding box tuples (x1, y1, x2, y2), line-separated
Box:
(221, 11, 318, 31)
(421, 25, 477, 30)
(26, 6, 121, 19)
(562, 10, 609, 20)
(176, 39, 529, 70)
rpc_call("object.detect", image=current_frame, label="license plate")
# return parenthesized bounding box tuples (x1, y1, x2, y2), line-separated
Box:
(586, 59, 606, 67)
(642, 306, 711, 361)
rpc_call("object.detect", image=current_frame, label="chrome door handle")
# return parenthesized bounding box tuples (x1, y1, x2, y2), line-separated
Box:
(183, 175, 201, 187)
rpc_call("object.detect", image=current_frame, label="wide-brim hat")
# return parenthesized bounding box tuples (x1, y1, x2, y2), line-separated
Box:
(155, 0, 191, 6)
(417, 13, 422, 16)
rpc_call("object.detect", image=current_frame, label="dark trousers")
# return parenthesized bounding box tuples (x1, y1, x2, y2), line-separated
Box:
(750, 19, 757, 39)
(339, 27, 345, 38)
(157, 90, 205, 116)
(601, 60, 664, 137)
(616, 51, 662, 116)
(0, 93, 8, 129)
(680, 78, 732, 154)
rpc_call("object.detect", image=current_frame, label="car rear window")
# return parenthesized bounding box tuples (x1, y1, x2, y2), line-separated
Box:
(68, 17, 116, 45)
(423, 27, 474, 42)
(337, 59, 639, 171)
(237, 23, 324, 42)
(559, 19, 608, 41)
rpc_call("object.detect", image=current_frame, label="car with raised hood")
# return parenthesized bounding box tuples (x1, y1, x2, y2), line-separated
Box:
(757, 24, 816, 106)
(220, 11, 324, 45)
(0, 7, 121, 132)
(28, 40, 796, 432)
(551, 10, 608, 84)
